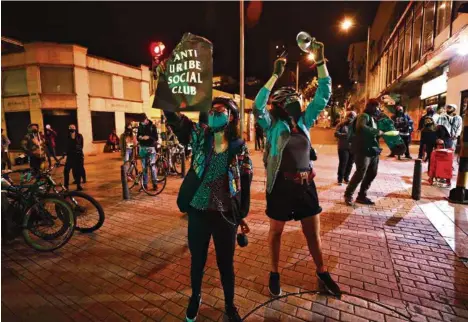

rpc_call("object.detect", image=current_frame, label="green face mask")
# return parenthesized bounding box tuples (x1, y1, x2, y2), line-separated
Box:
(208, 112, 229, 130)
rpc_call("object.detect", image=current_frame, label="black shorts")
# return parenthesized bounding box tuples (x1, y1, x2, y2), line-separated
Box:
(266, 173, 322, 222)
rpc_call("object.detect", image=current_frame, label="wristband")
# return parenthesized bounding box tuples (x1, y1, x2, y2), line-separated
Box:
(316, 59, 327, 66)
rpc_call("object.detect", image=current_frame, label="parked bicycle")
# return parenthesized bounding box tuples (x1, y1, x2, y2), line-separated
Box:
(164, 143, 186, 177)
(1, 169, 76, 251)
(16, 156, 105, 233)
(123, 146, 167, 196)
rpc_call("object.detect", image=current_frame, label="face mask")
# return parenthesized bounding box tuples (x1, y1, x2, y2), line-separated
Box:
(374, 109, 381, 118)
(31, 129, 38, 134)
(126, 129, 132, 134)
(208, 112, 229, 130)
(69, 129, 76, 133)
(285, 101, 302, 122)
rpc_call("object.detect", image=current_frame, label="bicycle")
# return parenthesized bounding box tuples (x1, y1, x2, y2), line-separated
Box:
(15, 156, 105, 233)
(1, 169, 76, 252)
(123, 146, 167, 196)
(166, 143, 186, 177)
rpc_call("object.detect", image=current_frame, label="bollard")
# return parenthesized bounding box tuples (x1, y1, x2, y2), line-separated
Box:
(121, 165, 130, 200)
(412, 159, 422, 201)
(449, 113, 468, 204)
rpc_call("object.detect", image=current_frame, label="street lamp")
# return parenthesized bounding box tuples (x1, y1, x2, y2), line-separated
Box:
(307, 52, 315, 61)
(340, 17, 371, 104)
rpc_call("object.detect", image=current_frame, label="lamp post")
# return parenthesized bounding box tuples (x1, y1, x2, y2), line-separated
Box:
(340, 18, 371, 104)
(240, 0, 245, 139)
(296, 52, 315, 92)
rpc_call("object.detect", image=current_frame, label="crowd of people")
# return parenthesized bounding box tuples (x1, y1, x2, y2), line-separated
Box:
(1, 37, 465, 322)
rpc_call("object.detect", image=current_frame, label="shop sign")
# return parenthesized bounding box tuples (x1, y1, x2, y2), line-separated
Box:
(420, 74, 447, 100)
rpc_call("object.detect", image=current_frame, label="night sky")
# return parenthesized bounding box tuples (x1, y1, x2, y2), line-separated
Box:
(2, 1, 379, 89)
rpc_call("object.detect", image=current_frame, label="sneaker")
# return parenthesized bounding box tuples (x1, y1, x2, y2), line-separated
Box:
(269, 272, 282, 297)
(344, 179, 350, 184)
(317, 271, 341, 297)
(225, 305, 241, 322)
(356, 196, 375, 205)
(344, 195, 354, 206)
(337, 181, 343, 186)
(387, 154, 395, 158)
(405, 155, 413, 159)
(185, 295, 201, 321)
(76, 185, 83, 192)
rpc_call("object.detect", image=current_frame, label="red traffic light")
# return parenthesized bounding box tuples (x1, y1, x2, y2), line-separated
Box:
(150, 42, 165, 57)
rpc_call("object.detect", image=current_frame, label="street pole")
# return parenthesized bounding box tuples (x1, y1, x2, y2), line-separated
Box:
(365, 25, 370, 104)
(296, 61, 300, 92)
(240, 0, 245, 139)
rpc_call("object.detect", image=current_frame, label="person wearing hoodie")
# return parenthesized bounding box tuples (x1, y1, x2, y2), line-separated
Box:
(64, 124, 84, 191)
(137, 115, 159, 191)
(254, 39, 341, 299)
(391, 106, 414, 159)
(335, 111, 357, 185)
(418, 107, 436, 159)
(21, 123, 45, 174)
(435, 105, 453, 148)
(344, 99, 384, 206)
(447, 104, 462, 149)
(44, 124, 60, 167)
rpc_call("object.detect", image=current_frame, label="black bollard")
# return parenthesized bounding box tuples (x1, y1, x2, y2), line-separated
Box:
(121, 165, 130, 200)
(412, 159, 422, 200)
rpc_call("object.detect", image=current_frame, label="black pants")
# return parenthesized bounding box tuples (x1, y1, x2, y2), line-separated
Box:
(345, 154, 379, 199)
(29, 155, 43, 175)
(401, 135, 411, 157)
(64, 156, 84, 187)
(418, 140, 425, 159)
(2, 151, 11, 170)
(188, 208, 237, 306)
(426, 144, 435, 169)
(255, 134, 264, 151)
(46, 145, 59, 167)
(337, 149, 354, 182)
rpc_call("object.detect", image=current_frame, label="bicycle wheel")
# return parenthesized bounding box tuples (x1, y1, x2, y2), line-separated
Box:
(172, 152, 184, 175)
(22, 196, 75, 251)
(123, 161, 138, 190)
(140, 160, 166, 196)
(64, 191, 105, 233)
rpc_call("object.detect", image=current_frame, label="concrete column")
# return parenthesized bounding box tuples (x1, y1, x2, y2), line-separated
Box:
(26, 66, 43, 130)
(115, 111, 125, 136)
(74, 66, 95, 155)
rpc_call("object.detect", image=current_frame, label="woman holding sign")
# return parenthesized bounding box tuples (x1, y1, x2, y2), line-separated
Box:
(253, 40, 341, 298)
(163, 98, 252, 322)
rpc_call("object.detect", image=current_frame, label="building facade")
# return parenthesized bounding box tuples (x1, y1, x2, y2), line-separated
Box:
(1, 40, 155, 156)
(349, 1, 468, 140)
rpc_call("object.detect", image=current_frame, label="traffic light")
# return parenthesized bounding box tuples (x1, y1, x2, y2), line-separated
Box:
(150, 42, 165, 58)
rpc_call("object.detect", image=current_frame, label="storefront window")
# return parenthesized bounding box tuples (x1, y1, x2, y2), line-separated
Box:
(404, 13, 413, 72)
(412, 4, 423, 66)
(398, 28, 405, 77)
(422, 1, 436, 54)
(436, 1, 452, 36)
(40, 67, 74, 94)
(2, 69, 28, 97)
(91, 111, 115, 141)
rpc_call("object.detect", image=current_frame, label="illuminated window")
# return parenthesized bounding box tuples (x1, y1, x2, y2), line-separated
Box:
(422, 1, 436, 54)
(398, 28, 405, 76)
(40, 67, 74, 94)
(404, 13, 413, 72)
(89, 71, 112, 97)
(1, 68, 28, 97)
(123, 78, 142, 101)
(436, 1, 452, 35)
(412, 4, 423, 66)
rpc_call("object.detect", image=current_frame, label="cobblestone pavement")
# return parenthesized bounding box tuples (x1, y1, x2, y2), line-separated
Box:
(2, 135, 468, 322)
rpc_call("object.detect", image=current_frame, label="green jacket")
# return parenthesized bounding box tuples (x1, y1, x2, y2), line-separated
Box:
(351, 113, 381, 157)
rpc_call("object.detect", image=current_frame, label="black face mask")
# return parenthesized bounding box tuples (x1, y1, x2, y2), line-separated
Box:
(69, 129, 76, 134)
(31, 129, 38, 134)
(126, 129, 132, 134)
(285, 101, 302, 122)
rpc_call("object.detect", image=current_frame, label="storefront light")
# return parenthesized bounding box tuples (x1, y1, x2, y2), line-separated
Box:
(420, 74, 447, 100)
(456, 36, 468, 56)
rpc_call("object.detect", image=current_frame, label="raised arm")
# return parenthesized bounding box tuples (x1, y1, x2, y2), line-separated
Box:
(303, 41, 332, 129)
(253, 57, 287, 130)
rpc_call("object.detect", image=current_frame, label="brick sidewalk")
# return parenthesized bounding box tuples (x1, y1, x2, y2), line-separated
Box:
(2, 143, 468, 322)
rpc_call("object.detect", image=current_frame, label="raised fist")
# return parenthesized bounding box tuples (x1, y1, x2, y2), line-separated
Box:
(273, 57, 287, 78)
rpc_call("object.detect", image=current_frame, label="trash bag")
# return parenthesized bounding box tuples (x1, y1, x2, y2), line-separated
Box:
(152, 33, 213, 113)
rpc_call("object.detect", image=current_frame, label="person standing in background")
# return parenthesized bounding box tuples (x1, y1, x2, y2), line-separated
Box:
(447, 104, 462, 150)
(391, 106, 414, 159)
(44, 124, 60, 167)
(418, 107, 436, 159)
(1, 129, 12, 170)
(120, 123, 137, 163)
(21, 123, 45, 175)
(64, 124, 84, 191)
(435, 105, 453, 149)
(137, 115, 159, 191)
(335, 111, 356, 185)
(255, 121, 265, 151)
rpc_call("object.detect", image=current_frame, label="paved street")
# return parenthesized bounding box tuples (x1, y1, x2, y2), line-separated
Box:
(2, 129, 468, 322)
